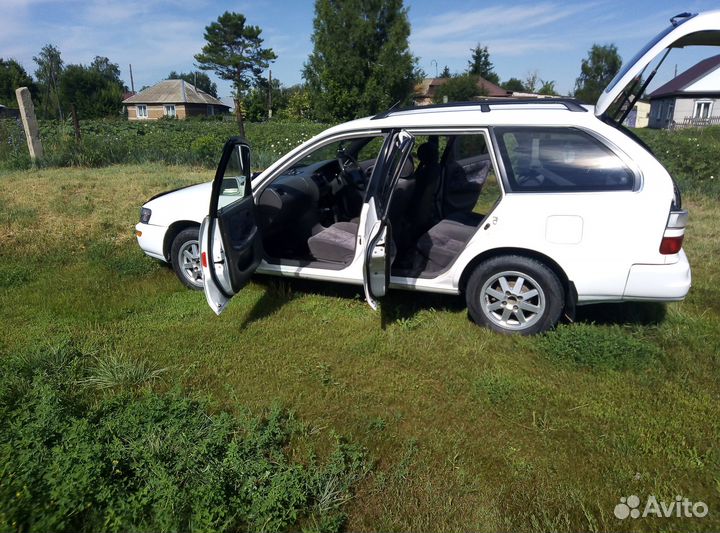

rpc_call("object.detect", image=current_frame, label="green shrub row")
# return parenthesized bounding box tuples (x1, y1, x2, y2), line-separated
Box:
(0, 118, 329, 171)
(0, 342, 368, 532)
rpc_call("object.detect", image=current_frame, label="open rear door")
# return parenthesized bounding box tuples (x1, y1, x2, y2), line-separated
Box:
(362, 130, 415, 309)
(597, 11, 720, 118)
(200, 138, 262, 315)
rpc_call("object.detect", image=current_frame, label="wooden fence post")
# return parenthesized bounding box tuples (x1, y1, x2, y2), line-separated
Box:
(15, 87, 44, 162)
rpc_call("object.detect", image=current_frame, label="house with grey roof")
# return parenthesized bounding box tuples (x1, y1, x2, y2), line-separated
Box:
(122, 79, 229, 121)
(648, 54, 720, 129)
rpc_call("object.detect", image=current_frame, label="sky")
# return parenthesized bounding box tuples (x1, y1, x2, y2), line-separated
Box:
(3, 0, 720, 101)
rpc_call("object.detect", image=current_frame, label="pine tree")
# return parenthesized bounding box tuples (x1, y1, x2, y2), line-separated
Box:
(467, 44, 499, 85)
(303, 0, 417, 121)
(195, 12, 276, 136)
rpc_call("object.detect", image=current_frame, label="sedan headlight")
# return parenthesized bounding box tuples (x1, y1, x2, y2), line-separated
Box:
(139, 207, 152, 224)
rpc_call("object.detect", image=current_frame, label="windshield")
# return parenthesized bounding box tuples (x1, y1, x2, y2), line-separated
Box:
(603, 15, 696, 95)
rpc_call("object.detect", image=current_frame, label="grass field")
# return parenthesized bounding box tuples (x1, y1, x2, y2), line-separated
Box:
(1, 160, 718, 532)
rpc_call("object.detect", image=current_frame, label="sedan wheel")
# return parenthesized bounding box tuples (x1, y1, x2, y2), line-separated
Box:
(466, 255, 564, 335)
(480, 271, 545, 332)
(171, 227, 204, 290)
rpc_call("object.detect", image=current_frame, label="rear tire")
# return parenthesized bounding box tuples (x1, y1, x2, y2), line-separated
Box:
(466, 255, 564, 335)
(171, 227, 203, 291)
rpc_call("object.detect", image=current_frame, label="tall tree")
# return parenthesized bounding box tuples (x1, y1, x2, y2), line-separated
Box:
(90, 56, 125, 88)
(167, 70, 218, 97)
(467, 44, 499, 84)
(503, 77, 526, 93)
(194, 12, 276, 136)
(60, 64, 123, 120)
(439, 65, 451, 78)
(0, 59, 35, 107)
(574, 44, 622, 104)
(524, 70, 540, 93)
(303, 0, 417, 121)
(33, 44, 64, 119)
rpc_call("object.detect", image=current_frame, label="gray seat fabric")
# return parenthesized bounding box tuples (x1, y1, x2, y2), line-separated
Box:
(414, 219, 477, 273)
(388, 177, 416, 251)
(443, 158, 490, 214)
(411, 142, 442, 235)
(307, 221, 358, 264)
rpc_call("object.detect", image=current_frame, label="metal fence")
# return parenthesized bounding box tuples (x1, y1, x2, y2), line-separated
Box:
(670, 116, 720, 130)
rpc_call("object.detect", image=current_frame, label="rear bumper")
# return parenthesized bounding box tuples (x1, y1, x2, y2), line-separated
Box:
(623, 250, 691, 301)
(135, 222, 168, 262)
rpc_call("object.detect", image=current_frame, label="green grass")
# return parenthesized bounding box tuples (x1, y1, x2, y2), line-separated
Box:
(1, 157, 719, 531)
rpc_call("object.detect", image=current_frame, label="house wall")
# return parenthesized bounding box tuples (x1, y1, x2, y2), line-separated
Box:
(649, 96, 720, 128)
(127, 103, 226, 120)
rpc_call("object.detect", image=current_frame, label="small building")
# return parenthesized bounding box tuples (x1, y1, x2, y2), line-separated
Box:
(122, 79, 229, 121)
(648, 54, 720, 129)
(413, 76, 511, 106)
(623, 100, 651, 128)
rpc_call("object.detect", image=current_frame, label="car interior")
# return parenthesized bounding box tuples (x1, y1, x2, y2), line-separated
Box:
(254, 132, 500, 278)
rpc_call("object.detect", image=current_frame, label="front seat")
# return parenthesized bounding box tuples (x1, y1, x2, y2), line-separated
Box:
(308, 156, 414, 264)
(307, 221, 358, 264)
(410, 142, 442, 238)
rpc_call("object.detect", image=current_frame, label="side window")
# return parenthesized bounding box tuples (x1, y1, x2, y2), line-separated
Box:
(218, 144, 250, 210)
(495, 127, 634, 192)
(444, 133, 499, 217)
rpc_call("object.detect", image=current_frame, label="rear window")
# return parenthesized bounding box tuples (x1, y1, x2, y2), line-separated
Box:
(495, 127, 635, 192)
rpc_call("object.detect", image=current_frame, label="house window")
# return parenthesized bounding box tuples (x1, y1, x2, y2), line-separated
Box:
(164, 104, 176, 118)
(694, 100, 712, 119)
(207, 105, 215, 116)
(136, 105, 147, 119)
(653, 103, 662, 120)
(666, 103, 674, 120)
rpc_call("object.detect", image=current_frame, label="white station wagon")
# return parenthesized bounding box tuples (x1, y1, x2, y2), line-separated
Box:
(135, 11, 713, 334)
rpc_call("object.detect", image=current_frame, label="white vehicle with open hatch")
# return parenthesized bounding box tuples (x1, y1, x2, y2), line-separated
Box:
(136, 11, 712, 334)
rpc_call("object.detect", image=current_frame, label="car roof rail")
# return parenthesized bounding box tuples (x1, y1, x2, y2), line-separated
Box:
(371, 97, 587, 120)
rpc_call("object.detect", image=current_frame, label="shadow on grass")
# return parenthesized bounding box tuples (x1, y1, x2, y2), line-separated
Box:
(574, 301, 667, 326)
(242, 275, 463, 329)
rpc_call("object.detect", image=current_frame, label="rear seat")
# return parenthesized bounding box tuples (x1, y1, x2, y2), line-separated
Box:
(412, 219, 478, 274)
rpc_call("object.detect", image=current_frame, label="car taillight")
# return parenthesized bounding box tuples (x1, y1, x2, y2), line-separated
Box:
(201, 251, 208, 268)
(660, 235, 684, 254)
(660, 208, 688, 255)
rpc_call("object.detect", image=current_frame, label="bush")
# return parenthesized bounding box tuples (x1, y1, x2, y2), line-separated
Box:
(0, 343, 368, 532)
(636, 126, 720, 197)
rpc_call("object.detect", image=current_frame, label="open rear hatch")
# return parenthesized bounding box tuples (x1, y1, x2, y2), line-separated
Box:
(597, 11, 720, 123)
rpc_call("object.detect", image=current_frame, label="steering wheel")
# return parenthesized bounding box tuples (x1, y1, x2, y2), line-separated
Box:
(336, 150, 366, 191)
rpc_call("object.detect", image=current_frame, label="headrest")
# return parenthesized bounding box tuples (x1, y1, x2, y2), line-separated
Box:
(417, 142, 438, 165)
(400, 154, 414, 178)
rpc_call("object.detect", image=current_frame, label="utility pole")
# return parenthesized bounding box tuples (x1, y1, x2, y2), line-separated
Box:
(129, 64, 135, 93)
(268, 69, 273, 119)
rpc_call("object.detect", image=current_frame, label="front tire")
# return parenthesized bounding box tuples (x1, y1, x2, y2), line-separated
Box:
(466, 255, 564, 335)
(171, 227, 203, 290)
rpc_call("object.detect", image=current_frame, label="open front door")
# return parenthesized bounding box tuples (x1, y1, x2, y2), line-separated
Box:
(200, 137, 262, 315)
(362, 130, 415, 310)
